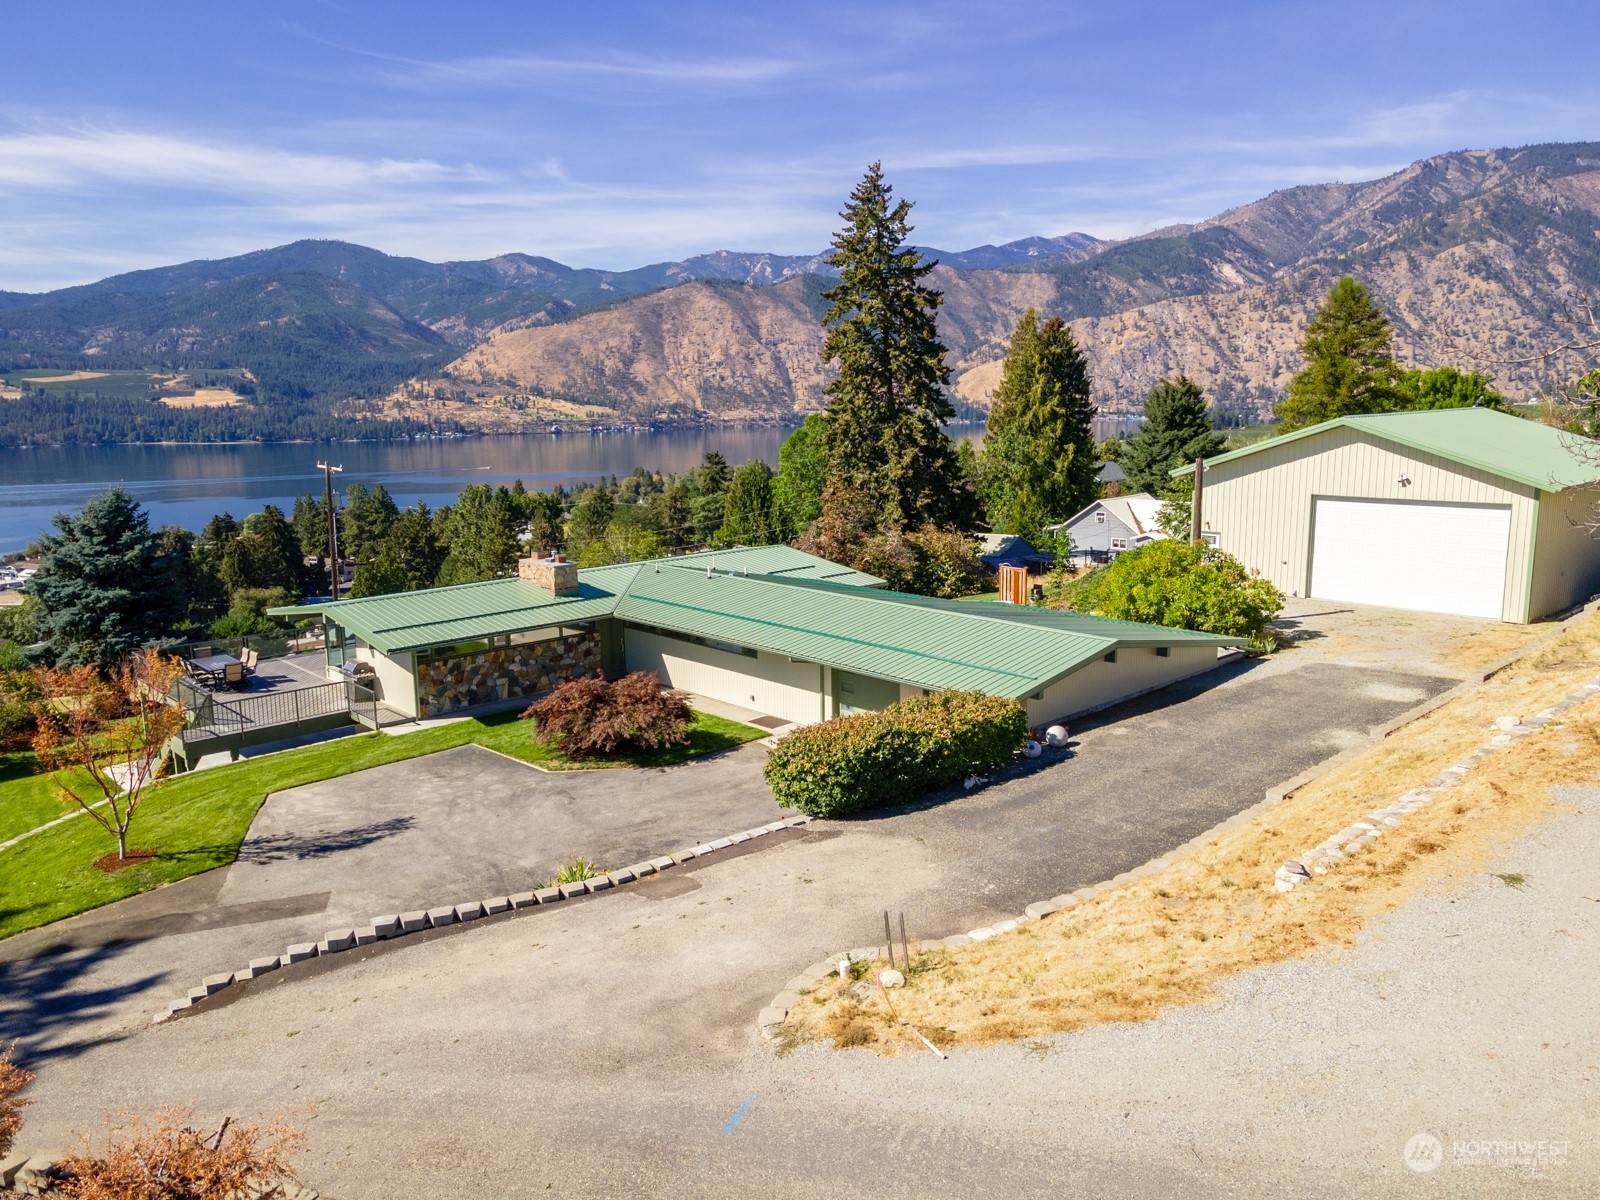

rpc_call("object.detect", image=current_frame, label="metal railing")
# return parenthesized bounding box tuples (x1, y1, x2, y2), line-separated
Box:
(174, 676, 363, 743)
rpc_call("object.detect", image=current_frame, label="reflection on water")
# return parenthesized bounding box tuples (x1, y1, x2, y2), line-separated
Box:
(0, 429, 794, 553)
(0, 415, 1142, 554)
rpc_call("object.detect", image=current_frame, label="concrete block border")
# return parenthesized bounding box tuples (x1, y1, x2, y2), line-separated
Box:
(754, 601, 1600, 1040)
(160, 814, 813, 1022)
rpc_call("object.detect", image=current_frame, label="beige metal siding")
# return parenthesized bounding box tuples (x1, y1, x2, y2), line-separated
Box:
(624, 629, 824, 725)
(1025, 646, 1219, 725)
(1530, 488, 1600, 619)
(1200, 427, 1538, 622)
(357, 647, 419, 717)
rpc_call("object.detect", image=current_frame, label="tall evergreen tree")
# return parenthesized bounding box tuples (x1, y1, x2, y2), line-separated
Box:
(694, 451, 732, 496)
(567, 485, 616, 551)
(819, 162, 966, 529)
(352, 503, 446, 597)
(647, 482, 693, 550)
(341, 482, 400, 567)
(437, 485, 520, 584)
(291, 494, 327, 562)
(1274, 277, 1402, 431)
(30, 487, 189, 669)
(716, 460, 778, 546)
(220, 504, 304, 599)
(1119, 375, 1228, 497)
(977, 310, 1100, 539)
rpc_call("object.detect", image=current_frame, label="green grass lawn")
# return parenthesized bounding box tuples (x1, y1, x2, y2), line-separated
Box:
(0, 750, 79, 844)
(0, 708, 762, 941)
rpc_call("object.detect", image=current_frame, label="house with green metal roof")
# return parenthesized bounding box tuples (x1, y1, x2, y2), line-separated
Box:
(1172, 407, 1600, 622)
(276, 544, 1236, 726)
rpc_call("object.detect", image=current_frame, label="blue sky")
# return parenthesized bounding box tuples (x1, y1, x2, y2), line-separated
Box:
(2, 0, 1596, 291)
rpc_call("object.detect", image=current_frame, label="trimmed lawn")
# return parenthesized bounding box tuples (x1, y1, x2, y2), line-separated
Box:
(0, 750, 80, 844)
(0, 709, 763, 941)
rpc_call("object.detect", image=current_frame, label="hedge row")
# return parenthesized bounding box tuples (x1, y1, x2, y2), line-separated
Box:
(763, 690, 1030, 818)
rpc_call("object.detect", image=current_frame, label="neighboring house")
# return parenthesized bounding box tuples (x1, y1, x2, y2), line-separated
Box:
(975, 533, 1055, 572)
(1097, 460, 1127, 497)
(275, 545, 1235, 729)
(1049, 493, 1171, 564)
(1171, 407, 1600, 622)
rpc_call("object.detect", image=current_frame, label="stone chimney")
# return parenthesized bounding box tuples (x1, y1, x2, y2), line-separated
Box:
(518, 552, 579, 597)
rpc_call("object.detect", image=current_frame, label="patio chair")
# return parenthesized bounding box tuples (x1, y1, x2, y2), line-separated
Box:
(240, 647, 260, 677)
(190, 644, 213, 659)
(222, 661, 247, 690)
(186, 661, 217, 691)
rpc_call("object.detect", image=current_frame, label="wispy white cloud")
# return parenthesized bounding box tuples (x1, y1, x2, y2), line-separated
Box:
(283, 23, 803, 91)
(0, 123, 475, 196)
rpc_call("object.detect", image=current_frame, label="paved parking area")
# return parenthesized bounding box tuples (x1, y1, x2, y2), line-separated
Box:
(0, 744, 785, 1059)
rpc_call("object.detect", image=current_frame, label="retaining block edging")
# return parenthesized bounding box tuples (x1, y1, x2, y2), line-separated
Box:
(160, 814, 813, 1022)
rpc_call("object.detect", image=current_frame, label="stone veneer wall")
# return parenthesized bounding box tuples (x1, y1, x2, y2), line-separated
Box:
(416, 633, 600, 717)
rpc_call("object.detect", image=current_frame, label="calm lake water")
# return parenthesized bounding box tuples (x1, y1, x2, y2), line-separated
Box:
(0, 417, 1139, 555)
(0, 429, 799, 555)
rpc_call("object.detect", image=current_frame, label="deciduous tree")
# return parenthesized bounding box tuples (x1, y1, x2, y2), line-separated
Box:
(31, 648, 187, 861)
(774, 414, 827, 538)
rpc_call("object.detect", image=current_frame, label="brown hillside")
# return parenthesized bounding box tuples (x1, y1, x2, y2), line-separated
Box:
(445, 278, 831, 419)
(416, 143, 1600, 425)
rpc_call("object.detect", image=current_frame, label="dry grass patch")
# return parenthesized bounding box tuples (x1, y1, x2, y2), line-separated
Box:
(788, 612, 1600, 1054)
(159, 387, 243, 408)
(1443, 620, 1557, 672)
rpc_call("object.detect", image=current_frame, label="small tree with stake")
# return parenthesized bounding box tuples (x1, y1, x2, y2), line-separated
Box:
(31, 648, 187, 863)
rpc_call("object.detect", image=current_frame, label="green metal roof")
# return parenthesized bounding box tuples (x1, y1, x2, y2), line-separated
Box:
(271, 545, 883, 654)
(1172, 407, 1600, 492)
(274, 544, 1234, 695)
(281, 576, 620, 654)
(614, 571, 1233, 699)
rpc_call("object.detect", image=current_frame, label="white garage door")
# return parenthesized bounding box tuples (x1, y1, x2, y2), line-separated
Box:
(1310, 498, 1511, 619)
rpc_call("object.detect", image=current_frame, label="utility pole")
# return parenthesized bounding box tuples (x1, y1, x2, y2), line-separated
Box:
(318, 461, 343, 599)
(1190, 456, 1205, 546)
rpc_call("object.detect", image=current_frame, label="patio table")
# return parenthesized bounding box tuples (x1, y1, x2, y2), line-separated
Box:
(190, 653, 240, 676)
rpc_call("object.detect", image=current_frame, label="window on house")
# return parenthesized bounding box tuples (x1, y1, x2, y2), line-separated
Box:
(1202, 531, 1221, 547)
(1110, 538, 1128, 550)
(1095, 511, 1107, 523)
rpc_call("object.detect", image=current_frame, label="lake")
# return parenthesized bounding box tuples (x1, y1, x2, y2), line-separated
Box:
(0, 417, 1140, 554)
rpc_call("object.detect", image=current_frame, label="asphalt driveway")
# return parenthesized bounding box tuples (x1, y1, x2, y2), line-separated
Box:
(0, 647, 1453, 1065)
(0, 744, 786, 1061)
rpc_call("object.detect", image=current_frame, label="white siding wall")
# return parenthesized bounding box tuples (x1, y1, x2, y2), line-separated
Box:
(356, 647, 418, 717)
(1199, 427, 1538, 622)
(1025, 646, 1220, 725)
(1531, 488, 1600, 619)
(624, 629, 825, 725)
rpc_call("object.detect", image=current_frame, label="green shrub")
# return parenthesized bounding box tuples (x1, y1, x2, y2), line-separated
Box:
(1067, 539, 1283, 639)
(764, 689, 1029, 818)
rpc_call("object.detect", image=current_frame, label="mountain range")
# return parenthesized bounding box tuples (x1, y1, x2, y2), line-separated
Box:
(2, 142, 1598, 441)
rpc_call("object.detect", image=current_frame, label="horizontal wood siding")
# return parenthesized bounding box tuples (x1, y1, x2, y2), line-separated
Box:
(1531, 488, 1600, 620)
(1025, 646, 1219, 725)
(1066, 507, 1137, 553)
(1199, 427, 1537, 622)
(624, 628, 823, 725)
